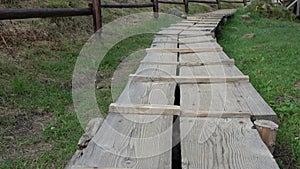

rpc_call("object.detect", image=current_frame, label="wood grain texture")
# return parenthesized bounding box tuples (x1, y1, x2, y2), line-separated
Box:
(180, 64, 245, 77)
(180, 83, 251, 117)
(109, 103, 180, 115)
(140, 59, 234, 66)
(179, 52, 230, 63)
(161, 27, 215, 31)
(142, 52, 177, 63)
(135, 62, 177, 76)
(146, 47, 222, 53)
(129, 74, 249, 83)
(178, 36, 216, 44)
(72, 113, 173, 169)
(180, 82, 277, 121)
(116, 81, 176, 105)
(179, 42, 222, 49)
(236, 82, 277, 122)
(180, 117, 280, 169)
(151, 42, 177, 49)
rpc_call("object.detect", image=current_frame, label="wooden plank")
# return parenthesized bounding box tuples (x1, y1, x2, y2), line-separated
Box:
(171, 22, 218, 26)
(180, 65, 245, 77)
(146, 47, 222, 53)
(179, 36, 215, 44)
(179, 42, 222, 49)
(179, 52, 231, 63)
(109, 103, 180, 115)
(161, 27, 215, 31)
(180, 83, 252, 116)
(236, 82, 277, 122)
(135, 63, 177, 76)
(140, 59, 234, 66)
(169, 24, 218, 28)
(156, 29, 182, 35)
(142, 52, 177, 63)
(180, 82, 277, 121)
(180, 117, 280, 169)
(129, 74, 249, 83)
(72, 113, 173, 168)
(156, 32, 214, 37)
(161, 25, 215, 31)
(151, 42, 177, 48)
(153, 39, 216, 44)
(153, 35, 178, 43)
(116, 81, 176, 105)
(181, 111, 250, 117)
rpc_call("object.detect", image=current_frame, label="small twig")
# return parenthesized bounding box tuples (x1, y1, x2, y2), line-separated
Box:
(0, 33, 9, 49)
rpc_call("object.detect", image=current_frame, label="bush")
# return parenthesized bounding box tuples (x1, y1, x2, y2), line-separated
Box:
(247, 0, 297, 20)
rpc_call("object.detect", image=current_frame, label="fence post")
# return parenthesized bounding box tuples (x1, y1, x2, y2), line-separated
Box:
(217, 0, 221, 9)
(152, 0, 159, 18)
(184, 0, 189, 13)
(297, 0, 300, 16)
(92, 0, 102, 32)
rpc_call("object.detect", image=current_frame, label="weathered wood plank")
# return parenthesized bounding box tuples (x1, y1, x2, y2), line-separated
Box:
(156, 32, 214, 37)
(140, 59, 234, 66)
(109, 103, 180, 115)
(129, 74, 249, 83)
(181, 111, 250, 118)
(151, 42, 177, 48)
(179, 52, 230, 63)
(180, 64, 245, 77)
(180, 83, 251, 117)
(135, 62, 177, 76)
(180, 82, 277, 121)
(236, 82, 277, 122)
(72, 113, 173, 168)
(116, 81, 176, 105)
(178, 36, 216, 44)
(171, 22, 218, 26)
(161, 27, 215, 31)
(179, 42, 222, 49)
(146, 47, 222, 53)
(142, 52, 177, 63)
(180, 117, 280, 169)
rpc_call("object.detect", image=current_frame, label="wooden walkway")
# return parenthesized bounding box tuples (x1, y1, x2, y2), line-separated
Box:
(67, 9, 279, 169)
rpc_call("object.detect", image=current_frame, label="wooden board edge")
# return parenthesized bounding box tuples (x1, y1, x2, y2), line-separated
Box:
(180, 111, 251, 118)
(109, 103, 180, 115)
(129, 74, 249, 83)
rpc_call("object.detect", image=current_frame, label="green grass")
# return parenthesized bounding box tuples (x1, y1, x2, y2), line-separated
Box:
(218, 9, 300, 169)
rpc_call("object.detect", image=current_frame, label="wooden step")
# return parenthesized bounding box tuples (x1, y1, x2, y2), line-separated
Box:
(180, 117, 280, 169)
(180, 82, 277, 121)
(70, 113, 173, 168)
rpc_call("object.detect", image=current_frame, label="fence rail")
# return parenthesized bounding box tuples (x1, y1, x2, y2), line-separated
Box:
(0, 0, 248, 32)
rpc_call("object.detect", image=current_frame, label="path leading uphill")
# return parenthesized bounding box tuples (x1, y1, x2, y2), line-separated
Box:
(67, 9, 280, 169)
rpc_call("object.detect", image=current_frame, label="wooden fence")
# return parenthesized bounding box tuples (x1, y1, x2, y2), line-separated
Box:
(0, 0, 248, 32)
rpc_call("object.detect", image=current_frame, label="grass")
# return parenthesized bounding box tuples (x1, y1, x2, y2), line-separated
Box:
(218, 9, 300, 169)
